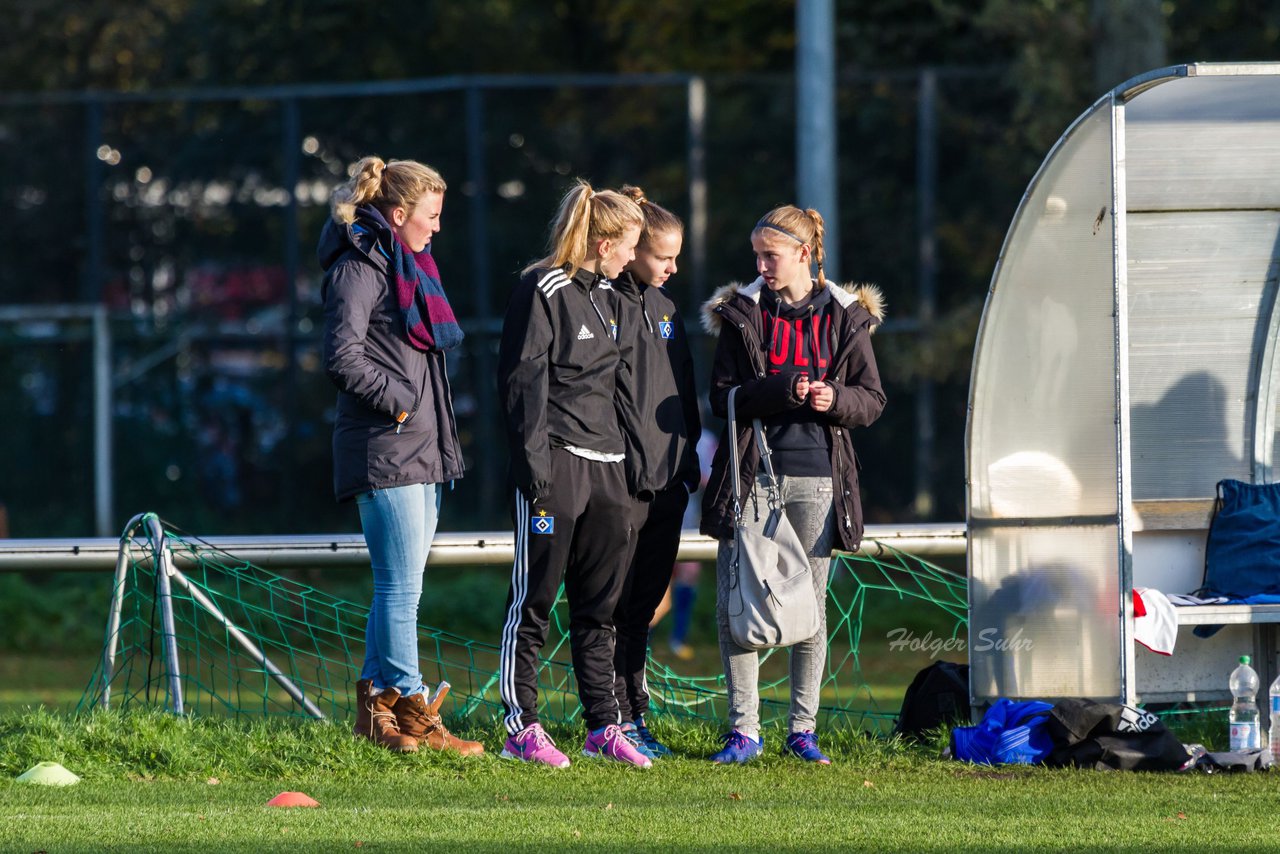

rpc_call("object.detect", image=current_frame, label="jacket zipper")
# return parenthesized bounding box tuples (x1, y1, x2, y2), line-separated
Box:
(723, 295, 859, 536)
(588, 287, 616, 341)
(639, 291, 655, 334)
(439, 351, 463, 481)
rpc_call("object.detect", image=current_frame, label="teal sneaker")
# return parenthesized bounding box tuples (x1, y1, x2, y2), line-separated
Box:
(633, 717, 672, 758)
(619, 721, 658, 761)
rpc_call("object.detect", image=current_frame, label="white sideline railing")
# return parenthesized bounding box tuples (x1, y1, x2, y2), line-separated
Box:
(0, 523, 966, 573)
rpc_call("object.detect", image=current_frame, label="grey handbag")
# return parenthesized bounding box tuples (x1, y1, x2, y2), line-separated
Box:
(724, 386, 822, 650)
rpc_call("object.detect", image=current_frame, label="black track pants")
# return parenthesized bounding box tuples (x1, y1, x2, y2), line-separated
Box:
(499, 449, 632, 733)
(613, 484, 689, 721)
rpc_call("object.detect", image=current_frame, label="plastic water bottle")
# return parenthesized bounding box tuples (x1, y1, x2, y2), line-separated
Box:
(1269, 671, 1280, 764)
(1229, 655, 1261, 751)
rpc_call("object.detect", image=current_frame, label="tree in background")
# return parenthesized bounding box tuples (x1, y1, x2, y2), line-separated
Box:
(0, 1, 1275, 534)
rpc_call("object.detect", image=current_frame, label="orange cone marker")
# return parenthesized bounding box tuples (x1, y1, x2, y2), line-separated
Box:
(266, 791, 319, 808)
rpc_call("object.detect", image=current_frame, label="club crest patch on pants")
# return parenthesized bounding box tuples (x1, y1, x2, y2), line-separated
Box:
(531, 511, 555, 535)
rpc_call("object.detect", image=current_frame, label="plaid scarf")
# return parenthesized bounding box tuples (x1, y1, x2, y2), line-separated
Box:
(389, 232, 464, 353)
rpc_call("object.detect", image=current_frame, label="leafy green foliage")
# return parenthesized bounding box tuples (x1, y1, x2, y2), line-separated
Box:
(0, 576, 106, 654)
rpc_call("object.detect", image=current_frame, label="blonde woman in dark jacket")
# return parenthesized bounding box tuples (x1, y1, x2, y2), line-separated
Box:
(700, 205, 886, 764)
(319, 156, 481, 757)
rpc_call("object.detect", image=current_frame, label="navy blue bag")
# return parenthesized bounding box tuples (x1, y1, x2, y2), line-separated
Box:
(1201, 479, 1280, 598)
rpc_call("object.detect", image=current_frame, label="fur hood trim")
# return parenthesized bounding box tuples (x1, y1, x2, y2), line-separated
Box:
(700, 276, 885, 335)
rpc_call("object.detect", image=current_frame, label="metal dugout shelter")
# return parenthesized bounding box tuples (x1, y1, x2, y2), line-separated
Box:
(967, 63, 1280, 705)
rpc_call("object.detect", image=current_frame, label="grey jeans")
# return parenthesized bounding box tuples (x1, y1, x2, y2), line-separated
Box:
(716, 472, 835, 734)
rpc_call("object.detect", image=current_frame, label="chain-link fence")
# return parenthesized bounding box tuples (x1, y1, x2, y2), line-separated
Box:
(0, 69, 1016, 536)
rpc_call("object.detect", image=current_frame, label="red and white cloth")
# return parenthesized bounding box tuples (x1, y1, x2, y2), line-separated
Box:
(1133, 587, 1178, 656)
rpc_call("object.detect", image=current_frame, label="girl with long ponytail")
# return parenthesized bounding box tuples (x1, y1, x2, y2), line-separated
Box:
(496, 179, 652, 767)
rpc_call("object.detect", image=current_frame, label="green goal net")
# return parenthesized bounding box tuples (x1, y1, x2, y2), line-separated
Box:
(79, 514, 968, 733)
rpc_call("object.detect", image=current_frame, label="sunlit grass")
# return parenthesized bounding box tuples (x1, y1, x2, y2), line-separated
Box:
(0, 707, 1267, 853)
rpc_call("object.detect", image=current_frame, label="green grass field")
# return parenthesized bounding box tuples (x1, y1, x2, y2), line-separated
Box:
(0, 707, 1270, 853)
(2, 563, 1260, 851)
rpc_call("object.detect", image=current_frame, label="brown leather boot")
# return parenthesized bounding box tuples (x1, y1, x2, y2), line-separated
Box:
(353, 679, 418, 753)
(393, 683, 485, 756)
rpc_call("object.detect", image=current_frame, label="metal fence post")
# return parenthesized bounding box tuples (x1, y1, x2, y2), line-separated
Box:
(281, 97, 302, 524)
(914, 67, 938, 519)
(93, 304, 113, 536)
(465, 84, 499, 513)
(82, 98, 104, 302)
(796, 0, 839, 280)
(686, 75, 708, 305)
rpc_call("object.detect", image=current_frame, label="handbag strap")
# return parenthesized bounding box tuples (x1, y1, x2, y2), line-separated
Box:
(727, 386, 782, 523)
(728, 387, 743, 520)
(754, 416, 781, 494)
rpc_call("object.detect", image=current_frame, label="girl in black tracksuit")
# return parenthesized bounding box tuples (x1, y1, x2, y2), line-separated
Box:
(609, 186, 701, 758)
(495, 179, 653, 768)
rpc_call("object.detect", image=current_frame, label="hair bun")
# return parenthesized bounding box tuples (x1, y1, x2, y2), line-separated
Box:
(619, 184, 648, 205)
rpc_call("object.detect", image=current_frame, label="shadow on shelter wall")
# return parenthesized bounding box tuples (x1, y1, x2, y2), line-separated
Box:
(1129, 371, 1241, 500)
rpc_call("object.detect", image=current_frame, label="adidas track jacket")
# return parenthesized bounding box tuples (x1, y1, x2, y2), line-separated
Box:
(498, 265, 633, 500)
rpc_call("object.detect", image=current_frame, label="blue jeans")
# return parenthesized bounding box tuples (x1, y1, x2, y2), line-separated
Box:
(356, 483, 441, 698)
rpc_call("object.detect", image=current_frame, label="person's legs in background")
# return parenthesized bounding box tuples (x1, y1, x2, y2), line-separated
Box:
(666, 561, 700, 660)
(664, 486, 703, 660)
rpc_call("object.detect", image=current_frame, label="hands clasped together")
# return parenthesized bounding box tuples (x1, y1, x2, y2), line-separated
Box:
(795, 375, 834, 412)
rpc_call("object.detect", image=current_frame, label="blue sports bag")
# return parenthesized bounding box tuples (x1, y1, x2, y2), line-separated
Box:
(1201, 479, 1280, 599)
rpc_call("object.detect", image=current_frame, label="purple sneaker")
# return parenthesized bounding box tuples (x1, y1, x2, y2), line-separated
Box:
(500, 723, 571, 768)
(582, 724, 654, 768)
(711, 729, 763, 764)
(784, 730, 832, 765)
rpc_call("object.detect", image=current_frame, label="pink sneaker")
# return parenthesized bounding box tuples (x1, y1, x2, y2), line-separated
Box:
(500, 723, 571, 768)
(582, 724, 654, 768)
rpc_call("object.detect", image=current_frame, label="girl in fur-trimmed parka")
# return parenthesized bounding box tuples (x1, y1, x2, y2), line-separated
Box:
(699, 204, 886, 765)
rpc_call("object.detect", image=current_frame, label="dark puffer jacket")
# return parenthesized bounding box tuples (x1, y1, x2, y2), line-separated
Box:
(318, 206, 464, 501)
(612, 271, 701, 499)
(698, 276, 886, 552)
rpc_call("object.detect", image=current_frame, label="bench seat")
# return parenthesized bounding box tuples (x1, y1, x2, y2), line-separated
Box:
(1174, 603, 1280, 626)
